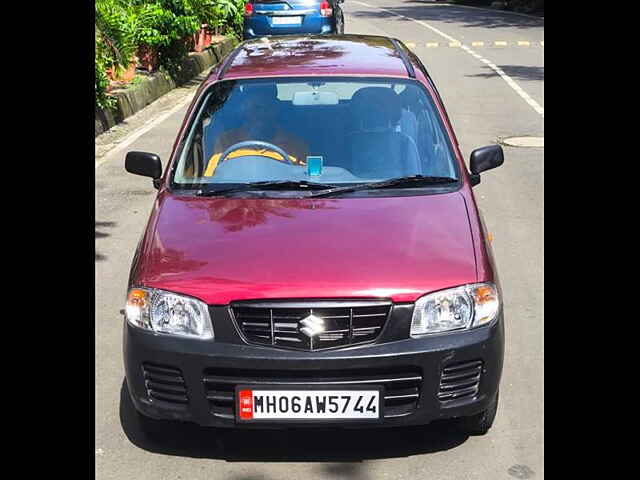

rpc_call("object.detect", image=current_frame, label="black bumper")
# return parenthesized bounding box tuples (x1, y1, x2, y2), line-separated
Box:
(123, 305, 504, 428)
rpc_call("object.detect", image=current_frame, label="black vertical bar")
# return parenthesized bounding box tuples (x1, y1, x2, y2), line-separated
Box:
(390, 38, 416, 78)
(218, 45, 243, 80)
(309, 308, 313, 351)
(349, 308, 354, 342)
(270, 308, 275, 345)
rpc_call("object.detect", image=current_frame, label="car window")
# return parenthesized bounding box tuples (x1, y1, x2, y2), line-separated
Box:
(172, 77, 458, 188)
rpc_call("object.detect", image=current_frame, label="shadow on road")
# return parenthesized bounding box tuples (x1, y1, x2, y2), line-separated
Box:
(119, 380, 469, 463)
(467, 64, 544, 81)
(349, 1, 544, 30)
(95, 221, 116, 262)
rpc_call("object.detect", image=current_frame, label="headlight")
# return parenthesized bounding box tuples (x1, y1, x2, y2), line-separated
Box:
(125, 287, 214, 339)
(410, 283, 500, 336)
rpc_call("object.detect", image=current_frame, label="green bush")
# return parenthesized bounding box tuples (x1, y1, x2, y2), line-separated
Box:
(96, 0, 139, 109)
(212, 0, 244, 37)
(95, 0, 242, 110)
(132, 0, 200, 48)
(96, 34, 116, 110)
(96, 0, 138, 71)
(188, 0, 219, 28)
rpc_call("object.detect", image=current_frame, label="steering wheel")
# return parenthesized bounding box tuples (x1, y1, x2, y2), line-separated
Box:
(218, 140, 293, 165)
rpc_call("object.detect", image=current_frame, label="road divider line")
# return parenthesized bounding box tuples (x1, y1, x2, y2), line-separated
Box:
(494, 41, 508, 46)
(95, 91, 196, 170)
(517, 41, 530, 46)
(426, 42, 439, 47)
(472, 41, 484, 47)
(352, 1, 544, 117)
(462, 44, 544, 115)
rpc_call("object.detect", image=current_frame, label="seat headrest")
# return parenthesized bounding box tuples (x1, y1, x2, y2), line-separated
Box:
(350, 87, 402, 131)
(242, 82, 278, 100)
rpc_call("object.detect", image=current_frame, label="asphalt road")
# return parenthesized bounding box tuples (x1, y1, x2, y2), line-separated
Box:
(95, 1, 544, 478)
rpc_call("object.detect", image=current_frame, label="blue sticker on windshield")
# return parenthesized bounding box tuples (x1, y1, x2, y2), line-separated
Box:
(307, 156, 323, 176)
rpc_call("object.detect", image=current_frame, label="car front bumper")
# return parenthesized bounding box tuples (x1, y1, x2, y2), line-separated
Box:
(123, 306, 504, 429)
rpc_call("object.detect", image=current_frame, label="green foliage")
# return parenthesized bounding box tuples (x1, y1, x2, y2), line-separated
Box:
(186, 0, 219, 27)
(158, 37, 192, 79)
(95, 0, 130, 111)
(212, 0, 244, 36)
(96, 0, 138, 71)
(134, 3, 174, 47)
(95, 0, 241, 110)
(96, 38, 116, 110)
(132, 0, 201, 48)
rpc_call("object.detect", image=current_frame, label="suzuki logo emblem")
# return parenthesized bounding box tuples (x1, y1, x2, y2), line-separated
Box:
(299, 314, 325, 338)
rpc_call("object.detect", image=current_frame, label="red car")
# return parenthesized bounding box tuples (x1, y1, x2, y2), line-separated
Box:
(123, 35, 505, 438)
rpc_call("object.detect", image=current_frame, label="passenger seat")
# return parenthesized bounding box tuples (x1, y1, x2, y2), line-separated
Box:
(346, 87, 421, 178)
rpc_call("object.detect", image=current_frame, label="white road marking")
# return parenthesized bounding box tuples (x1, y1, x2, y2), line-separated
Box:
(352, 1, 544, 117)
(501, 136, 544, 147)
(95, 91, 196, 170)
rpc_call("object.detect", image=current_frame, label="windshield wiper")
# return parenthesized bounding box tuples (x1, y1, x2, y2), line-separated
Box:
(306, 175, 458, 198)
(196, 180, 338, 197)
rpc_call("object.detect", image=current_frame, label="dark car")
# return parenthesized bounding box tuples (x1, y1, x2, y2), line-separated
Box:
(123, 35, 505, 439)
(243, 0, 344, 39)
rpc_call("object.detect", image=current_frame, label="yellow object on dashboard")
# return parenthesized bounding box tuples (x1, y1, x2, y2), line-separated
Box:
(204, 149, 301, 177)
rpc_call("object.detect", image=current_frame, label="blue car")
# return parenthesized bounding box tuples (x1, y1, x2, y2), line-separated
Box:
(243, 0, 344, 39)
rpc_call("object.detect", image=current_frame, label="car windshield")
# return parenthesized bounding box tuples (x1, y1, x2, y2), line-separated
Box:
(172, 77, 458, 190)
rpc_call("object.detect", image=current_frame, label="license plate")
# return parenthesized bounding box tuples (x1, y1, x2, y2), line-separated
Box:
(236, 386, 383, 422)
(271, 16, 302, 25)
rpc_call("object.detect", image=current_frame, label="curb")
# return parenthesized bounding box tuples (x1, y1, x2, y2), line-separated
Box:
(95, 37, 237, 138)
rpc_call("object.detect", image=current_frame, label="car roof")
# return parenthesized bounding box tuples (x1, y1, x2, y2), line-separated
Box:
(211, 34, 419, 82)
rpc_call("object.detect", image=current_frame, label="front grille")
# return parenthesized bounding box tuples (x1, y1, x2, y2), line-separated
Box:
(203, 367, 423, 419)
(142, 363, 188, 404)
(437, 359, 483, 402)
(232, 301, 391, 351)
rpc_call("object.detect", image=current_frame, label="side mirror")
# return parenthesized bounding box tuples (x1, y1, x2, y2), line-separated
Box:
(125, 151, 162, 188)
(469, 145, 504, 186)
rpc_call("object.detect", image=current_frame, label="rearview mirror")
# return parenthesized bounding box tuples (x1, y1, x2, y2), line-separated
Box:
(469, 145, 503, 186)
(293, 91, 339, 106)
(125, 151, 162, 187)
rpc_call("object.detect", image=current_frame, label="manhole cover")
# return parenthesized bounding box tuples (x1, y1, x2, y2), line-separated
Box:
(500, 136, 544, 148)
